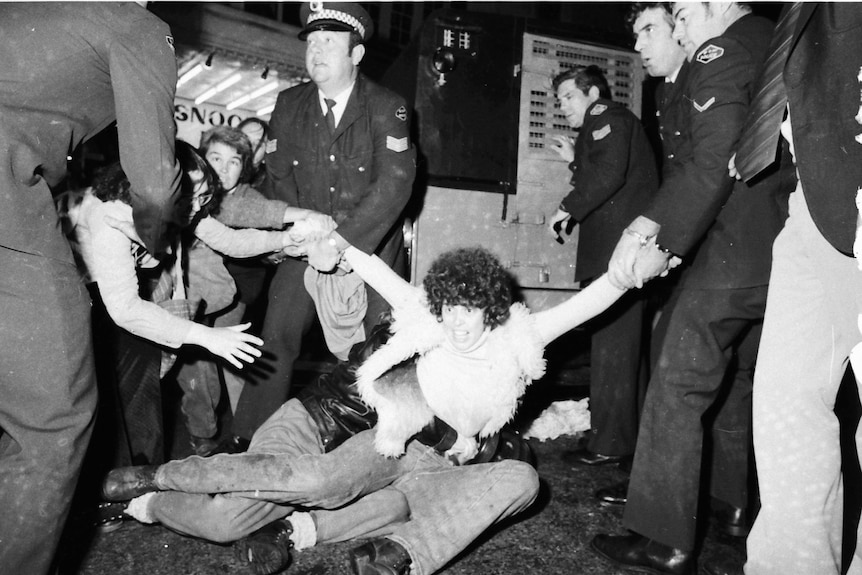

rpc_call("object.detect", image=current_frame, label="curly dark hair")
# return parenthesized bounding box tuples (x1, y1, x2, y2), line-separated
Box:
(423, 247, 513, 329)
(89, 140, 225, 226)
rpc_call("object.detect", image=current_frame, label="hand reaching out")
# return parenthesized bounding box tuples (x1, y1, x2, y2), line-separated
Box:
(187, 322, 263, 370)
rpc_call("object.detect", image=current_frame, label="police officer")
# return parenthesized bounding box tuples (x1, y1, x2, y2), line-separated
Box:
(221, 2, 417, 450)
(547, 65, 658, 469)
(595, 3, 790, 573)
(0, 3, 180, 573)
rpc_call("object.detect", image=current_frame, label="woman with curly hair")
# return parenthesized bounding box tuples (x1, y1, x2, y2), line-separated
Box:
(101, 239, 625, 575)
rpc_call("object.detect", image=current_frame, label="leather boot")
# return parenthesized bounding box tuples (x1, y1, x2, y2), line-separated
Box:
(350, 538, 412, 575)
(590, 532, 696, 575)
(234, 519, 293, 575)
(101, 465, 160, 501)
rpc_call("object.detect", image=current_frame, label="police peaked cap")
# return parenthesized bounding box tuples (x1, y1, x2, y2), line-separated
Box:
(299, 2, 374, 42)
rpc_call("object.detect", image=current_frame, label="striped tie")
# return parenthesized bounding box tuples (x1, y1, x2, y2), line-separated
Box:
(734, 2, 803, 182)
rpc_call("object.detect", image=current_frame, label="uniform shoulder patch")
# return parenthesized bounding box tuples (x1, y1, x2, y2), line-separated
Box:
(386, 135, 409, 152)
(592, 124, 611, 141)
(590, 103, 607, 116)
(696, 44, 724, 64)
(165, 35, 175, 52)
(395, 106, 407, 122)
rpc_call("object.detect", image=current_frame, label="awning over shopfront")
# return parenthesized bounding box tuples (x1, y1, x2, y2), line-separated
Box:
(152, 3, 309, 143)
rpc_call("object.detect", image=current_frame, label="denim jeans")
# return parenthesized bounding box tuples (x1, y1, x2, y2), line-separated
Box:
(147, 400, 539, 573)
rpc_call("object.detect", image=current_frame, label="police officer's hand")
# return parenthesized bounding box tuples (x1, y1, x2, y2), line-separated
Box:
(549, 135, 575, 163)
(727, 152, 742, 180)
(632, 241, 670, 288)
(306, 238, 341, 272)
(548, 208, 572, 241)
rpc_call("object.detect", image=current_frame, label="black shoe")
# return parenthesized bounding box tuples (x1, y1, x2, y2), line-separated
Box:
(101, 465, 159, 502)
(595, 480, 628, 506)
(710, 499, 749, 538)
(590, 533, 696, 575)
(209, 435, 251, 456)
(350, 538, 412, 575)
(702, 554, 744, 575)
(561, 447, 631, 467)
(235, 519, 293, 575)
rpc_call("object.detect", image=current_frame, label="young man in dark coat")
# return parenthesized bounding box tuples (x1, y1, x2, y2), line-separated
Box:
(594, 3, 791, 573)
(547, 65, 658, 469)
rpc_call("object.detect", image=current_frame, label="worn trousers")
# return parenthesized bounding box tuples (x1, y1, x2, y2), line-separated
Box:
(148, 400, 538, 574)
(624, 283, 766, 551)
(0, 247, 97, 575)
(746, 188, 862, 575)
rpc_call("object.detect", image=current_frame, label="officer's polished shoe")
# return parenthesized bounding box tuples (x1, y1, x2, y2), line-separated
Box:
(710, 499, 749, 538)
(350, 538, 412, 575)
(208, 434, 251, 456)
(595, 479, 628, 506)
(590, 533, 696, 575)
(101, 465, 160, 502)
(235, 519, 293, 575)
(561, 447, 631, 467)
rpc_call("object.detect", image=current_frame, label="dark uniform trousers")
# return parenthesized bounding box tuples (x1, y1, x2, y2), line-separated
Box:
(623, 285, 766, 550)
(585, 287, 648, 456)
(0, 248, 97, 574)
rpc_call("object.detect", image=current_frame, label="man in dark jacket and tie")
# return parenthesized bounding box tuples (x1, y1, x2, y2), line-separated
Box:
(223, 2, 417, 450)
(735, 4, 862, 574)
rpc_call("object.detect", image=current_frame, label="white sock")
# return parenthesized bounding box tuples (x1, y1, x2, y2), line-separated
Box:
(125, 492, 157, 524)
(289, 512, 317, 550)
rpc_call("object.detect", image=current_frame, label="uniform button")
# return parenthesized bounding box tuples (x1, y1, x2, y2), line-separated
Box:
(668, 153, 675, 159)
(358, 166, 365, 172)
(674, 131, 681, 136)
(329, 187, 335, 192)
(329, 154, 336, 162)
(292, 160, 299, 166)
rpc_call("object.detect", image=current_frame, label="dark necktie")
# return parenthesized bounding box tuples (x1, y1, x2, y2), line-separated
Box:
(734, 2, 803, 182)
(324, 98, 337, 133)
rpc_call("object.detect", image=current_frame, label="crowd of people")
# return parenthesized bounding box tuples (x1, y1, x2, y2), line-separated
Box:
(1, 2, 861, 575)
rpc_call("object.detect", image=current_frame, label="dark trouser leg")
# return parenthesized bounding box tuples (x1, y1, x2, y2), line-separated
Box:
(0, 248, 97, 575)
(232, 258, 315, 439)
(708, 322, 760, 510)
(586, 289, 647, 456)
(623, 286, 767, 551)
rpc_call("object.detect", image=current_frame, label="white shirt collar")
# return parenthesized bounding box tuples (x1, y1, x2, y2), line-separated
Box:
(665, 63, 683, 84)
(318, 82, 355, 128)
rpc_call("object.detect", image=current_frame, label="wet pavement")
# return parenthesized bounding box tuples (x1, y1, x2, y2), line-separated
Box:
(55, 349, 752, 575)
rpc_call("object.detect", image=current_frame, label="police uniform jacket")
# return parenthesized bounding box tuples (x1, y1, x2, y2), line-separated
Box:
(644, 14, 790, 290)
(0, 2, 180, 259)
(264, 74, 416, 265)
(561, 98, 658, 282)
(784, 3, 862, 255)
